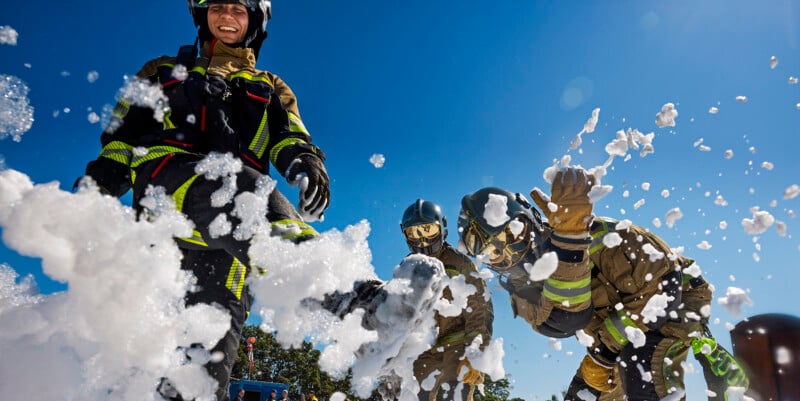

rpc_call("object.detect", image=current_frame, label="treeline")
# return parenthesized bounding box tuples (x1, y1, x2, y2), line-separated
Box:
(231, 325, 530, 401)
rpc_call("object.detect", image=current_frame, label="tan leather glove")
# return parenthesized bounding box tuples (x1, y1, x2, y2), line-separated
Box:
(457, 359, 484, 385)
(579, 354, 615, 392)
(531, 167, 595, 236)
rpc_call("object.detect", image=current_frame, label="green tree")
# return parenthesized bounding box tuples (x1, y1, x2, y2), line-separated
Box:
(232, 325, 361, 400)
(475, 376, 512, 401)
(231, 325, 523, 401)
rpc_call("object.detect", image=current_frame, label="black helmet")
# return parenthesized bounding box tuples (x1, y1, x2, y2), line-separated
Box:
(187, 0, 272, 58)
(458, 187, 544, 271)
(401, 199, 447, 255)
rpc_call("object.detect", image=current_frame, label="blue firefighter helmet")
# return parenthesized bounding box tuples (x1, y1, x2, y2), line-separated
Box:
(458, 187, 545, 271)
(401, 199, 448, 255)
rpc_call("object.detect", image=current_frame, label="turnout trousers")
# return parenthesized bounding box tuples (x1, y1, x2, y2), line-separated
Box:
(137, 155, 314, 401)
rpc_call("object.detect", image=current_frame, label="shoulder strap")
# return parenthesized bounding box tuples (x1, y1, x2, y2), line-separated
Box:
(176, 39, 199, 68)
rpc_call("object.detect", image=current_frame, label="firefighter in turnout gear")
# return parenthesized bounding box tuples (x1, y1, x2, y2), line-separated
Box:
(563, 218, 750, 401)
(457, 168, 750, 400)
(458, 167, 596, 339)
(78, 1, 328, 400)
(378, 199, 494, 401)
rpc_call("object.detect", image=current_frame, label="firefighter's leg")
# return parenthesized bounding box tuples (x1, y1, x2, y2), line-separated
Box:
(436, 343, 475, 401)
(181, 248, 252, 401)
(619, 330, 688, 401)
(413, 349, 442, 401)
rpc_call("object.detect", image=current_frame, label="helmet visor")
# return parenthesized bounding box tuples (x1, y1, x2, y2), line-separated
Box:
(462, 219, 492, 257)
(403, 223, 442, 247)
(464, 218, 531, 270)
(483, 221, 530, 269)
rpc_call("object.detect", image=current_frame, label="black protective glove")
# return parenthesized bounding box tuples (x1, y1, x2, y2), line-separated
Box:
(285, 153, 330, 222)
(72, 175, 111, 196)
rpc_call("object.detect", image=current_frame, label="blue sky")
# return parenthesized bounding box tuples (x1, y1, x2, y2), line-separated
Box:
(2, 1, 799, 399)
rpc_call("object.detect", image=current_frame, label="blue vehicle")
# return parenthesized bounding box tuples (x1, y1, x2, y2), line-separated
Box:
(228, 379, 289, 401)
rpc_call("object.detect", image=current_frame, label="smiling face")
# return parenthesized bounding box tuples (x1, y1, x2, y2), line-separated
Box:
(207, 3, 249, 44)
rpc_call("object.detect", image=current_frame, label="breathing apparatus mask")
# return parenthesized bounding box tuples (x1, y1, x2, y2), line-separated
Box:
(458, 187, 547, 273)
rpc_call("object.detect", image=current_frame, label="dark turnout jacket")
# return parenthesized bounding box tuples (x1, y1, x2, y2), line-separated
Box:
(84, 39, 323, 199)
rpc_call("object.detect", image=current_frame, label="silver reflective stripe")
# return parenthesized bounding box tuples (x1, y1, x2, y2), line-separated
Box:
(609, 313, 630, 338)
(543, 281, 591, 299)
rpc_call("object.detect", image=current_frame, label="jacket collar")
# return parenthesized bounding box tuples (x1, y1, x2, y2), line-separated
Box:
(199, 39, 257, 74)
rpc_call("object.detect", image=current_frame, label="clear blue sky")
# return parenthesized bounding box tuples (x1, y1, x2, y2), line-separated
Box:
(2, 1, 799, 399)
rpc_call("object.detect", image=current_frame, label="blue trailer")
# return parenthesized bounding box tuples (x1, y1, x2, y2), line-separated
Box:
(228, 379, 289, 401)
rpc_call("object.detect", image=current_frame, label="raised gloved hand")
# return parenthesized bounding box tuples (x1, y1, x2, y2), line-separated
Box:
(531, 167, 595, 236)
(286, 153, 330, 222)
(579, 353, 615, 392)
(377, 373, 402, 401)
(458, 359, 484, 385)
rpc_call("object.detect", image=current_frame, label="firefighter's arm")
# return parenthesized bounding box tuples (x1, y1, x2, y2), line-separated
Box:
(267, 81, 329, 221)
(77, 60, 165, 197)
(528, 167, 596, 336)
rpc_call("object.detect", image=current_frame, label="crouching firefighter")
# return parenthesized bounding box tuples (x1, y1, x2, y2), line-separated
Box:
(558, 220, 749, 400)
(457, 167, 596, 338)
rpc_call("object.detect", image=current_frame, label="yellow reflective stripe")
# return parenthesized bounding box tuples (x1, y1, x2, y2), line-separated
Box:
(225, 257, 247, 300)
(229, 71, 273, 86)
(157, 61, 205, 74)
(444, 268, 460, 278)
(662, 340, 688, 392)
(112, 99, 130, 119)
(98, 140, 134, 165)
(604, 316, 627, 345)
(269, 138, 306, 165)
(435, 330, 483, 346)
(604, 311, 636, 346)
(270, 219, 319, 240)
(543, 276, 591, 304)
(176, 230, 208, 247)
(288, 111, 309, 135)
(249, 109, 269, 158)
(172, 174, 200, 212)
(589, 220, 613, 255)
(129, 145, 190, 168)
(162, 112, 176, 130)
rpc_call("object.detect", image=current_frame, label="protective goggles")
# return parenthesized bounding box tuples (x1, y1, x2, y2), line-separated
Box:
(462, 218, 531, 270)
(403, 223, 442, 247)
